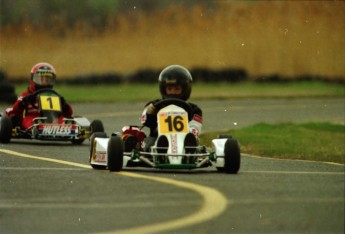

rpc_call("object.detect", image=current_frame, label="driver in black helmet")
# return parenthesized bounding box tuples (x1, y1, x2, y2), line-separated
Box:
(141, 65, 203, 150)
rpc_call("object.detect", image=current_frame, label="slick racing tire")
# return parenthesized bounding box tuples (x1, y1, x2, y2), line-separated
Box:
(0, 81, 16, 104)
(0, 115, 12, 143)
(107, 135, 124, 172)
(218, 134, 231, 139)
(89, 132, 108, 170)
(90, 120, 104, 133)
(71, 138, 85, 145)
(0, 93, 17, 104)
(223, 138, 241, 174)
(0, 82, 15, 93)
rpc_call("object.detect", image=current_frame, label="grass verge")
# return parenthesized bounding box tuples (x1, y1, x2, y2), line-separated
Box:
(14, 81, 344, 102)
(10, 82, 344, 164)
(200, 122, 345, 164)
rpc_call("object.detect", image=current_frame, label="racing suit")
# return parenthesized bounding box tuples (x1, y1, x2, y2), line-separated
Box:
(6, 89, 73, 129)
(140, 99, 203, 150)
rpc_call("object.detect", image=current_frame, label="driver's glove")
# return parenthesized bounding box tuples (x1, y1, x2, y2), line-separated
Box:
(146, 103, 157, 115)
(60, 97, 66, 107)
(20, 94, 35, 108)
(60, 97, 70, 113)
(23, 94, 35, 103)
(18, 100, 26, 109)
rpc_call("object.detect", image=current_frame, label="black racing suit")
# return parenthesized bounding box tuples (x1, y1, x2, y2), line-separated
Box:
(140, 99, 203, 138)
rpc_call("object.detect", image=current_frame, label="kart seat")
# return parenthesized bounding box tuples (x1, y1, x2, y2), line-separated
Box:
(156, 135, 168, 154)
(184, 133, 198, 154)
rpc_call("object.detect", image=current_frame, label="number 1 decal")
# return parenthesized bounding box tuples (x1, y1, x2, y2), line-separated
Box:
(40, 96, 62, 111)
(46, 97, 53, 109)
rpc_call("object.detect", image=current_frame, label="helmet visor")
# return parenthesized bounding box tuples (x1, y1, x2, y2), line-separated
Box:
(32, 72, 55, 86)
(165, 85, 182, 97)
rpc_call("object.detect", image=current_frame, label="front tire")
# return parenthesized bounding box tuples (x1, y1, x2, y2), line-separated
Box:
(0, 115, 12, 143)
(89, 132, 108, 170)
(224, 138, 241, 174)
(107, 136, 123, 172)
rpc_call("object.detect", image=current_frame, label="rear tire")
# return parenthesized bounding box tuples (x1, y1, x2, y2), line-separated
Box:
(107, 136, 123, 172)
(90, 120, 104, 133)
(71, 138, 85, 145)
(89, 132, 108, 170)
(224, 138, 241, 174)
(218, 134, 231, 139)
(0, 115, 12, 143)
(0, 82, 15, 93)
(0, 93, 17, 104)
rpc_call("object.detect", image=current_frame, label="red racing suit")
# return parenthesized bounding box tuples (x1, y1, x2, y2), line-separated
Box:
(6, 89, 73, 129)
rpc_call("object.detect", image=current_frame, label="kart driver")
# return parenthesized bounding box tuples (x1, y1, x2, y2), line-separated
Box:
(6, 62, 73, 129)
(140, 64, 203, 151)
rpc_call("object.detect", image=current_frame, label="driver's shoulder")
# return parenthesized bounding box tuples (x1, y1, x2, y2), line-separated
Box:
(188, 102, 202, 114)
(187, 102, 199, 108)
(20, 90, 31, 97)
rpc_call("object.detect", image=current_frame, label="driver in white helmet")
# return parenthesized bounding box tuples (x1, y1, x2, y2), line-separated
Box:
(6, 62, 73, 129)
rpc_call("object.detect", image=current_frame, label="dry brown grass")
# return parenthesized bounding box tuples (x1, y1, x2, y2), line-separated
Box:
(1, 1, 344, 80)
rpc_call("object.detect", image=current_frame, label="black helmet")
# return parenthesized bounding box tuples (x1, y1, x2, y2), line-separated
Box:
(158, 65, 192, 100)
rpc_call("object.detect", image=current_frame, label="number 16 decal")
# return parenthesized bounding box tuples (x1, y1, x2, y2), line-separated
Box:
(159, 114, 188, 133)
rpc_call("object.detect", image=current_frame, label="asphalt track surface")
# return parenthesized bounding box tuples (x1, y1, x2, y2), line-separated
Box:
(0, 98, 344, 234)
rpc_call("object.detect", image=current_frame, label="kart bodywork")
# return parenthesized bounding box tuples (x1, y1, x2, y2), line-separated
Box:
(0, 89, 104, 144)
(89, 99, 241, 173)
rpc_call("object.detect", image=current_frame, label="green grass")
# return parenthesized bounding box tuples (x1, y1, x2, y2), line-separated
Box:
(14, 81, 344, 102)
(200, 122, 345, 164)
(12, 82, 344, 164)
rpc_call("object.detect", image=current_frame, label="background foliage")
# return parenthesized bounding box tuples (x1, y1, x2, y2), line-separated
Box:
(0, 0, 209, 29)
(0, 0, 344, 80)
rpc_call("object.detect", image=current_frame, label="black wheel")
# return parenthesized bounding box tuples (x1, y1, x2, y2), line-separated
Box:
(89, 132, 108, 170)
(32, 88, 61, 96)
(0, 92, 17, 104)
(0, 115, 12, 143)
(107, 135, 123, 172)
(0, 82, 15, 93)
(218, 134, 231, 139)
(0, 70, 6, 82)
(223, 138, 241, 174)
(90, 120, 104, 133)
(71, 138, 85, 145)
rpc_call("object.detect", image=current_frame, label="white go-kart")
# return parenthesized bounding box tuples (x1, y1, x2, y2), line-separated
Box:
(89, 98, 241, 174)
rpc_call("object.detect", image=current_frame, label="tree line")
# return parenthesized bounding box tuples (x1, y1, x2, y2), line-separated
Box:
(0, 0, 211, 30)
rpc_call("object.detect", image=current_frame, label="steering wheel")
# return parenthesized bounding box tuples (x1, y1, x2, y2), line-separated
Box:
(153, 98, 193, 120)
(29, 88, 63, 108)
(31, 88, 62, 98)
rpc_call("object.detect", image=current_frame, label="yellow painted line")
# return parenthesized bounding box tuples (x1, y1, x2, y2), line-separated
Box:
(0, 148, 228, 234)
(0, 149, 91, 169)
(105, 172, 229, 234)
(244, 170, 344, 175)
(242, 153, 345, 166)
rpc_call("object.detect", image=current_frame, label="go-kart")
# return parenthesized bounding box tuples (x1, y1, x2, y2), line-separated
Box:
(0, 88, 104, 144)
(89, 98, 241, 174)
